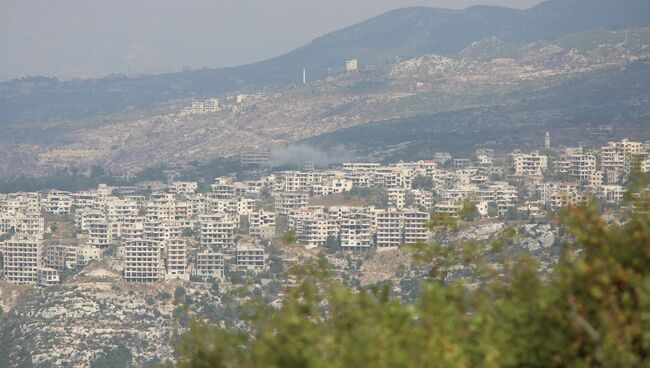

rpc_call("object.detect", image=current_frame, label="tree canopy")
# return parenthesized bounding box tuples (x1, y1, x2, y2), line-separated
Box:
(173, 186, 650, 367)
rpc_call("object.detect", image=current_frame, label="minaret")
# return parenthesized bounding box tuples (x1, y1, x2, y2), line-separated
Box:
(544, 131, 550, 149)
(302, 67, 306, 85)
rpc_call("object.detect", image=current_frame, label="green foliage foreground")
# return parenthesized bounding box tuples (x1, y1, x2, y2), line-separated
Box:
(174, 199, 650, 367)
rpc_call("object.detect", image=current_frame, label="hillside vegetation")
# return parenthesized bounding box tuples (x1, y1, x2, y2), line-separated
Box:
(173, 186, 650, 367)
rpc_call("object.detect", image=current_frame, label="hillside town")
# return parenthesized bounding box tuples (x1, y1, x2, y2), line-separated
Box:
(1, 136, 648, 288)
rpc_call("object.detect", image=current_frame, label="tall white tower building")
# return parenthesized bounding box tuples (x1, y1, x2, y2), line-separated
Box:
(545, 131, 551, 149)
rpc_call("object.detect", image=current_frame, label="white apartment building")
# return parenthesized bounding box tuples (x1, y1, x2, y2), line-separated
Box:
(76, 209, 105, 231)
(481, 182, 518, 216)
(165, 238, 189, 280)
(274, 192, 309, 215)
(601, 139, 644, 170)
(407, 189, 435, 210)
(345, 59, 358, 72)
(375, 209, 403, 249)
(241, 148, 271, 169)
(311, 176, 353, 197)
(15, 212, 44, 239)
(599, 185, 625, 204)
(512, 152, 548, 176)
(388, 188, 407, 209)
(76, 245, 102, 267)
(340, 213, 373, 251)
(194, 249, 225, 279)
(236, 245, 266, 272)
(37, 267, 60, 287)
(88, 221, 112, 248)
(120, 216, 146, 242)
(249, 210, 276, 240)
(124, 239, 164, 282)
(4, 236, 43, 285)
(198, 214, 236, 249)
(170, 181, 198, 195)
(71, 191, 99, 210)
(43, 191, 72, 214)
(540, 182, 584, 209)
(402, 210, 430, 245)
(568, 153, 597, 182)
(299, 217, 339, 248)
(44, 244, 77, 271)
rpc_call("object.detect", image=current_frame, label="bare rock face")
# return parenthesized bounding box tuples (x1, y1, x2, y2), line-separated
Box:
(0, 263, 180, 368)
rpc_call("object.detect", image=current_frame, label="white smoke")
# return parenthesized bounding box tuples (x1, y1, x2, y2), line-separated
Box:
(270, 144, 355, 168)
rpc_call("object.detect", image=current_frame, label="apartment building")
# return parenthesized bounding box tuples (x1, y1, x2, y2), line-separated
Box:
(249, 210, 276, 240)
(340, 213, 373, 251)
(375, 209, 403, 249)
(15, 212, 44, 239)
(241, 148, 271, 169)
(43, 191, 72, 214)
(124, 239, 163, 282)
(88, 221, 112, 248)
(194, 248, 225, 279)
(71, 191, 99, 210)
(512, 152, 548, 176)
(170, 181, 198, 195)
(540, 182, 584, 209)
(4, 236, 43, 285)
(274, 192, 309, 215)
(601, 139, 644, 169)
(402, 210, 430, 245)
(165, 238, 189, 280)
(599, 185, 625, 204)
(236, 244, 266, 272)
(37, 267, 60, 286)
(197, 214, 236, 248)
(345, 59, 358, 72)
(44, 244, 77, 271)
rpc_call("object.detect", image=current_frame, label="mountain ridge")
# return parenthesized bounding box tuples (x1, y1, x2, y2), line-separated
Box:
(1, 0, 649, 125)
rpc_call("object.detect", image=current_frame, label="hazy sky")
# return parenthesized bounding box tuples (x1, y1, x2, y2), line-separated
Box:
(0, 0, 543, 80)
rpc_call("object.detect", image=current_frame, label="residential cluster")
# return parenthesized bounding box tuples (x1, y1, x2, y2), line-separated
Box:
(1, 136, 649, 287)
(179, 94, 248, 116)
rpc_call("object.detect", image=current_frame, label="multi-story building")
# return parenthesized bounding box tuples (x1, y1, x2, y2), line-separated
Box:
(375, 209, 403, 249)
(88, 221, 112, 248)
(166, 238, 188, 280)
(37, 267, 60, 286)
(170, 181, 198, 195)
(44, 244, 77, 271)
(236, 245, 266, 272)
(249, 210, 276, 240)
(568, 153, 597, 182)
(4, 236, 43, 285)
(124, 239, 163, 282)
(345, 59, 358, 72)
(43, 191, 72, 214)
(15, 212, 44, 239)
(241, 148, 271, 169)
(340, 213, 373, 251)
(402, 210, 430, 245)
(512, 153, 548, 176)
(274, 192, 309, 215)
(194, 249, 225, 279)
(198, 214, 236, 249)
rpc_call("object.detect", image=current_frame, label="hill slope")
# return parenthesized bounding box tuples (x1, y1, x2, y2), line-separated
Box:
(1, 0, 649, 125)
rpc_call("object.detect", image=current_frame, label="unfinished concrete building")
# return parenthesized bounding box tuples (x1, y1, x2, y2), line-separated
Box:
(124, 239, 163, 282)
(4, 236, 43, 285)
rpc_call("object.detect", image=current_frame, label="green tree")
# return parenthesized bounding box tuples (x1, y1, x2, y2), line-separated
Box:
(90, 344, 132, 368)
(173, 186, 650, 367)
(282, 231, 296, 244)
(411, 175, 433, 191)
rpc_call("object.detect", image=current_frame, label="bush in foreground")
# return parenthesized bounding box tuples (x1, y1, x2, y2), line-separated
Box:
(174, 194, 650, 367)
